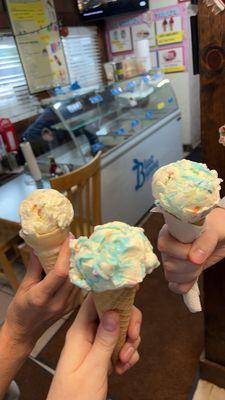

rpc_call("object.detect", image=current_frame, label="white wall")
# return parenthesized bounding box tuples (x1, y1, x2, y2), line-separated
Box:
(150, 0, 201, 148)
(150, 0, 177, 7)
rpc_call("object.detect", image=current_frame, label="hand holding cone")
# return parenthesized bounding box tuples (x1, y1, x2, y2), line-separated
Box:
(19, 189, 74, 274)
(69, 221, 159, 364)
(152, 159, 222, 313)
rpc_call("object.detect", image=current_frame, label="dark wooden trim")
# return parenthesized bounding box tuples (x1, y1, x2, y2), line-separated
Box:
(0, 10, 10, 28)
(198, 0, 225, 385)
(199, 2, 225, 195)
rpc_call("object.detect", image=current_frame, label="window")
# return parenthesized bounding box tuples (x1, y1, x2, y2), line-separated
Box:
(0, 26, 103, 122)
(62, 26, 103, 89)
(0, 35, 40, 122)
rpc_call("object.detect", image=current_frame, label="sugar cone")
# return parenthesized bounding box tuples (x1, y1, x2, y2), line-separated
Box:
(20, 228, 69, 274)
(92, 286, 137, 365)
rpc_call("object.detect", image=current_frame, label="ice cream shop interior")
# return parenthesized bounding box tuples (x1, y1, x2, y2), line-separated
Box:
(0, 0, 225, 399)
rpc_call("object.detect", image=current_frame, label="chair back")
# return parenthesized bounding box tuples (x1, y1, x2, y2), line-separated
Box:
(50, 152, 101, 237)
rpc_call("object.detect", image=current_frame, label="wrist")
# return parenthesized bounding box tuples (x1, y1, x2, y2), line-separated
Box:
(1, 320, 34, 356)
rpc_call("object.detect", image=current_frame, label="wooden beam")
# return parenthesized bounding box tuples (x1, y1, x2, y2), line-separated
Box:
(199, 0, 225, 388)
(199, 1, 225, 194)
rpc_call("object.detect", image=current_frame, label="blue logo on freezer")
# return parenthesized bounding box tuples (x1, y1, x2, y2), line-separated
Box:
(132, 156, 159, 191)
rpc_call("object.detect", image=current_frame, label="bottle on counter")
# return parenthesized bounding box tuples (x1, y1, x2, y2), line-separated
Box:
(49, 157, 63, 176)
(50, 157, 57, 175)
(0, 118, 18, 152)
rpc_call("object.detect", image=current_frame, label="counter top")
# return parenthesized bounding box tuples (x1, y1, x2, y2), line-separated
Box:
(0, 175, 50, 224)
(0, 110, 180, 225)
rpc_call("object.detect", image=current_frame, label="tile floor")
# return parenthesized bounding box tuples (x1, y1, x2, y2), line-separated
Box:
(193, 380, 225, 400)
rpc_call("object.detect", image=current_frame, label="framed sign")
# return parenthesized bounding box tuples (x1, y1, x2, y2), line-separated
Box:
(109, 26, 133, 54)
(155, 14, 183, 45)
(106, 4, 188, 74)
(158, 47, 185, 73)
(6, 0, 69, 94)
(131, 22, 156, 49)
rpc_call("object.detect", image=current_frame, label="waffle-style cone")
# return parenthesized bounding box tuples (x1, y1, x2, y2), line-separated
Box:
(92, 286, 137, 365)
(20, 228, 69, 274)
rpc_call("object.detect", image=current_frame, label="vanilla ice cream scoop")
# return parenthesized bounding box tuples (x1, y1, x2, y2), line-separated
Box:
(20, 189, 74, 235)
(152, 159, 222, 223)
(70, 221, 159, 292)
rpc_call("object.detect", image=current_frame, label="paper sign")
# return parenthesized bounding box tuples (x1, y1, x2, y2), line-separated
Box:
(6, 0, 69, 94)
(109, 26, 133, 53)
(156, 15, 183, 45)
(8, 1, 48, 25)
(105, 4, 188, 74)
(158, 47, 185, 73)
(132, 22, 156, 48)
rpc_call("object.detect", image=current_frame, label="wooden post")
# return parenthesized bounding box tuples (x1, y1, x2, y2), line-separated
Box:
(198, 0, 225, 388)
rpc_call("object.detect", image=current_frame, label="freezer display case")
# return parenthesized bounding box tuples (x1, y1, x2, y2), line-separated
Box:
(41, 73, 183, 224)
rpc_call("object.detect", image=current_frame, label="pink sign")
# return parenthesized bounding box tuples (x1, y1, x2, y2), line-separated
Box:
(105, 3, 189, 73)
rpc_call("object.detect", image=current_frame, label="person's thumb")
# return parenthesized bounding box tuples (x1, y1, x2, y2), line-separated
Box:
(90, 311, 120, 367)
(189, 228, 218, 265)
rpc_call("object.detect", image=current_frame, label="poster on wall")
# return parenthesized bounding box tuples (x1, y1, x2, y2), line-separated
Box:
(109, 26, 133, 54)
(158, 47, 185, 73)
(154, 5, 185, 46)
(131, 22, 156, 49)
(155, 16, 183, 45)
(6, 0, 69, 94)
(105, 4, 188, 73)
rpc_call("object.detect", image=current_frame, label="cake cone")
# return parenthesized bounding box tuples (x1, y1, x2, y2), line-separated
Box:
(92, 286, 137, 365)
(20, 227, 69, 274)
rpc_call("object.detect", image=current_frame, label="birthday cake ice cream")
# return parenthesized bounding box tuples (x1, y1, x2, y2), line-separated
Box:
(69, 221, 159, 292)
(20, 189, 74, 273)
(20, 189, 74, 235)
(70, 221, 159, 362)
(152, 159, 222, 224)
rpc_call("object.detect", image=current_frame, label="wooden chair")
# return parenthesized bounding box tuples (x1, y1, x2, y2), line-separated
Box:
(0, 220, 20, 292)
(50, 152, 102, 237)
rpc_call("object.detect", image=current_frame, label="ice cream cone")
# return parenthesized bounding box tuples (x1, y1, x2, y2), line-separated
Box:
(92, 286, 137, 365)
(161, 208, 205, 313)
(20, 227, 69, 274)
(152, 159, 223, 313)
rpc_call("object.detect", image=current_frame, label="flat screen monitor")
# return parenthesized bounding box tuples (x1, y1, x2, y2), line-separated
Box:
(77, 0, 149, 21)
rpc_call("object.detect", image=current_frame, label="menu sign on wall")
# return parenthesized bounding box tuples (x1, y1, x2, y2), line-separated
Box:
(6, 0, 69, 94)
(106, 4, 188, 74)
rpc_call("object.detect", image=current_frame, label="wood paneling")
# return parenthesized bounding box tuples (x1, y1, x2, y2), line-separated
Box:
(0, 11, 10, 28)
(199, 1, 225, 193)
(199, 0, 225, 388)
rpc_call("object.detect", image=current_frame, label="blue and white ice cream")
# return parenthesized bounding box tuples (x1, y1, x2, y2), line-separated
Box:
(69, 221, 159, 292)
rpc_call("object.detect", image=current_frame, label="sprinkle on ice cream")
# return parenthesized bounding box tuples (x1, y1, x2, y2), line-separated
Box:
(19, 189, 74, 235)
(69, 221, 159, 292)
(152, 159, 222, 223)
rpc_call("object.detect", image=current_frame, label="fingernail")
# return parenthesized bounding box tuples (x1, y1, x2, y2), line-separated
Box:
(193, 249, 206, 263)
(134, 322, 141, 338)
(125, 346, 134, 359)
(102, 312, 118, 332)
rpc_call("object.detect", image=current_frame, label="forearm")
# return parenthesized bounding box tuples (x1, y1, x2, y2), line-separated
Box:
(0, 322, 32, 399)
